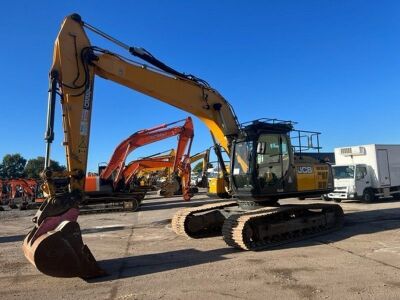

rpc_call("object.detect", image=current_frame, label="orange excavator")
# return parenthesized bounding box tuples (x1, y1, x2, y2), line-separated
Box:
(122, 149, 176, 189)
(0, 179, 8, 209)
(23, 14, 343, 279)
(8, 179, 37, 208)
(0, 179, 40, 209)
(84, 117, 194, 205)
(124, 148, 210, 196)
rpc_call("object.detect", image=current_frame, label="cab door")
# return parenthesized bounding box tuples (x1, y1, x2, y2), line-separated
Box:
(355, 165, 370, 196)
(256, 134, 290, 194)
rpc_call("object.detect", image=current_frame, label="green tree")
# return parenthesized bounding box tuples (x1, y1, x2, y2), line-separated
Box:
(24, 156, 66, 179)
(192, 162, 213, 174)
(0, 153, 27, 178)
(192, 162, 203, 173)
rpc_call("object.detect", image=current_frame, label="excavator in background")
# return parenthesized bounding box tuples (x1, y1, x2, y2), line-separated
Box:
(23, 14, 344, 279)
(122, 148, 176, 191)
(190, 148, 211, 188)
(0, 179, 8, 210)
(124, 148, 206, 195)
(123, 149, 177, 196)
(207, 159, 232, 198)
(8, 179, 37, 209)
(84, 117, 193, 206)
(0, 179, 40, 210)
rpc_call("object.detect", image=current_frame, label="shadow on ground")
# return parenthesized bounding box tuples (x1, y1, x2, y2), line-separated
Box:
(83, 206, 400, 281)
(88, 247, 236, 283)
(1, 205, 400, 282)
(266, 206, 400, 251)
(139, 196, 229, 211)
(2, 203, 400, 278)
(0, 225, 136, 244)
(1, 206, 400, 245)
(79, 194, 228, 213)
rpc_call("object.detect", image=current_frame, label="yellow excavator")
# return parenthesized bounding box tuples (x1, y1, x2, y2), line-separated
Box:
(23, 14, 344, 278)
(190, 148, 211, 188)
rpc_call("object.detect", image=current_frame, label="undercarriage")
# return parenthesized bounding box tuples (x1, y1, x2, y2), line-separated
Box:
(172, 201, 344, 250)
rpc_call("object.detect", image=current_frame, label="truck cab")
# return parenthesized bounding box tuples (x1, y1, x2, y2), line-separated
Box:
(328, 164, 371, 202)
(326, 144, 400, 203)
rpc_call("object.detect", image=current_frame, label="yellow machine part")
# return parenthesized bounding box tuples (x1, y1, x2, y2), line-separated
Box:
(295, 163, 330, 192)
(208, 178, 226, 196)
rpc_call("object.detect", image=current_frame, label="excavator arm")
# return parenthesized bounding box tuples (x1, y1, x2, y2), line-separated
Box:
(190, 149, 211, 174)
(123, 158, 174, 185)
(43, 14, 238, 200)
(9, 179, 35, 199)
(24, 14, 240, 279)
(100, 117, 193, 188)
(122, 151, 175, 185)
(190, 148, 211, 187)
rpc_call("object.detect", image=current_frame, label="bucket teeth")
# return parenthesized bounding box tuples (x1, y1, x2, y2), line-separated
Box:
(23, 220, 107, 279)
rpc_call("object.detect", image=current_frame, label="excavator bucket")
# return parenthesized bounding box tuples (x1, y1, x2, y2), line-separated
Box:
(159, 177, 181, 198)
(23, 220, 107, 279)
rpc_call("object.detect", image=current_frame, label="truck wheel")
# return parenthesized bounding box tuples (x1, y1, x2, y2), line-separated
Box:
(321, 194, 331, 201)
(333, 199, 342, 203)
(362, 189, 375, 203)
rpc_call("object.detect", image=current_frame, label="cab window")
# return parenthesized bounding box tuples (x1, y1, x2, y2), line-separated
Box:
(356, 166, 367, 180)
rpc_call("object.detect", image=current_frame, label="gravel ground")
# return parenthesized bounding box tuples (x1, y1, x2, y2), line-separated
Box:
(1, 191, 400, 300)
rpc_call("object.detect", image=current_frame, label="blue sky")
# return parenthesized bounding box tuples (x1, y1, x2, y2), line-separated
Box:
(0, 1, 399, 172)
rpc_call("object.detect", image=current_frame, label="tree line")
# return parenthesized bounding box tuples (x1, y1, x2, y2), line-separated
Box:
(0, 153, 213, 180)
(0, 154, 65, 179)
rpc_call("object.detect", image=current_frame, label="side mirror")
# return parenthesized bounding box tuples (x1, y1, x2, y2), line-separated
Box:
(257, 142, 266, 154)
(355, 173, 364, 180)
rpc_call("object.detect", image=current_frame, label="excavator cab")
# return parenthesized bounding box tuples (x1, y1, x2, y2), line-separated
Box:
(230, 119, 332, 206)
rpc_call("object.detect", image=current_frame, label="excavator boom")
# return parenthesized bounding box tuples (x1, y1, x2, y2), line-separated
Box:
(122, 152, 175, 185)
(100, 117, 193, 189)
(9, 179, 36, 199)
(190, 148, 211, 187)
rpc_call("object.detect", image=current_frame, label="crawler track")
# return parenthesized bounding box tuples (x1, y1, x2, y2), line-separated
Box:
(79, 205, 135, 215)
(222, 204, 344, 250)
(171, 201, 236, 238)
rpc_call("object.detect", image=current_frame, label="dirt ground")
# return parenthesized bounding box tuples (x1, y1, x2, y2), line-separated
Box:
(1, 191, 400, 300)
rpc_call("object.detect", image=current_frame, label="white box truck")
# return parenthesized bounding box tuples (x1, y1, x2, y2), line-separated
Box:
(328, 144, 400, 203)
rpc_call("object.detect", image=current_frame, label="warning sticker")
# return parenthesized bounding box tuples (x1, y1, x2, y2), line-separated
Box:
(80, 121, 88, 136)
(81, 109, 90, 122)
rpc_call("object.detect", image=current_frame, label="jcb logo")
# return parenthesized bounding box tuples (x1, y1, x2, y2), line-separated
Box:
(83, 89, 92, 109)
(83, 80, 94, 110)
(297, 166, 313, 174)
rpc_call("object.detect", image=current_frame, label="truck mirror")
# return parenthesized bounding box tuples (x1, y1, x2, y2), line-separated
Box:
(257, 142, 266, 154)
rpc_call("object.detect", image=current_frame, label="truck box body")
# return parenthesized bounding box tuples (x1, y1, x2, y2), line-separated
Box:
(334, 144, 400, 188)
(328, 144, 400, 201)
